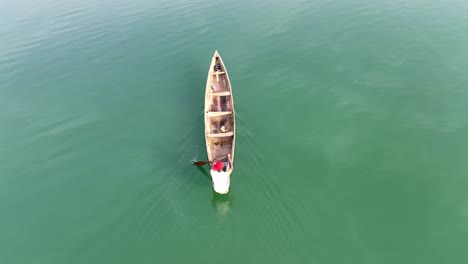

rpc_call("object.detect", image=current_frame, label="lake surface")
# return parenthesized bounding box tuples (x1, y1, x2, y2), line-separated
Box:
(1, 0, 468, 263)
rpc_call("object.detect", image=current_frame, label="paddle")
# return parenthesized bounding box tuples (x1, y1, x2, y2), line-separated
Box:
(192, 154, 229, 167)
(192, 160, 210, 166)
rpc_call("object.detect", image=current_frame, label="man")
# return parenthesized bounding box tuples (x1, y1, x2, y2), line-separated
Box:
(210, 154, 233, 194)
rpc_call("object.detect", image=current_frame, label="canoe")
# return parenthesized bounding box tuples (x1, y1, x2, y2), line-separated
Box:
(204, 50, 235, 193)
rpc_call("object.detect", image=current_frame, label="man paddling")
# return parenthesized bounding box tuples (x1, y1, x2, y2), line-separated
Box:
(210, 154, 233, 194)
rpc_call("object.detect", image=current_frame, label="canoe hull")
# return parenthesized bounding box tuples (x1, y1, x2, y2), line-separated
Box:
(204, 50, 235, 174)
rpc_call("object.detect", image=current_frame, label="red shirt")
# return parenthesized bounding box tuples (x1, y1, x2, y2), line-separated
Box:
(212, 161, 224, 171)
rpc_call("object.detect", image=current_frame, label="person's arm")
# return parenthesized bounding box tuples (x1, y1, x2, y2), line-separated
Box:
(227, 154, 233, 172)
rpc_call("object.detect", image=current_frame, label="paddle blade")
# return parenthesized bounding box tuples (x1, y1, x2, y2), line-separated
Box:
(192, 160, 209, 166)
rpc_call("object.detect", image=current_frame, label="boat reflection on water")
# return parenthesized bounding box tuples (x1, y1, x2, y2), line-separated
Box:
(212, 191, 232, 216)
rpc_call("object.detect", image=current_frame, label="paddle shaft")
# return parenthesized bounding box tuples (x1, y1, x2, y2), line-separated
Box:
(192, 155, 230, 167)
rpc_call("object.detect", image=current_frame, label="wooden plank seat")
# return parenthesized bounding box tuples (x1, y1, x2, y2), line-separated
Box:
(210, 91, 231, 96)
(206, 111, 232, 117)
(206, 131, 234, 137)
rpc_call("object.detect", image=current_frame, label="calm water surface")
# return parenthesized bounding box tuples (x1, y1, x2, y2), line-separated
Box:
(1, 0, 468, 263)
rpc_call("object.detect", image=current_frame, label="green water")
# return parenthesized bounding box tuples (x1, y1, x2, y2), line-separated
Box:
(2, 0, 468, 263)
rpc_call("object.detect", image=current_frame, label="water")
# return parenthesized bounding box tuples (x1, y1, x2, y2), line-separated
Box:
(1, 0, 468, 263)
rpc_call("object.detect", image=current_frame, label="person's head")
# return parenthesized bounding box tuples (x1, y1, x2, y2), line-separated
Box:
(212, 160, 224, 171)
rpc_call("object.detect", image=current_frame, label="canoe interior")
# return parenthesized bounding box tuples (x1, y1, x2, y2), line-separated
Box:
(205, 53, 235, 164)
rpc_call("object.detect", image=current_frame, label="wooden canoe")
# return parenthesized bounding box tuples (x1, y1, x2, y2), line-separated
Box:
(204, 50, 235, 171)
